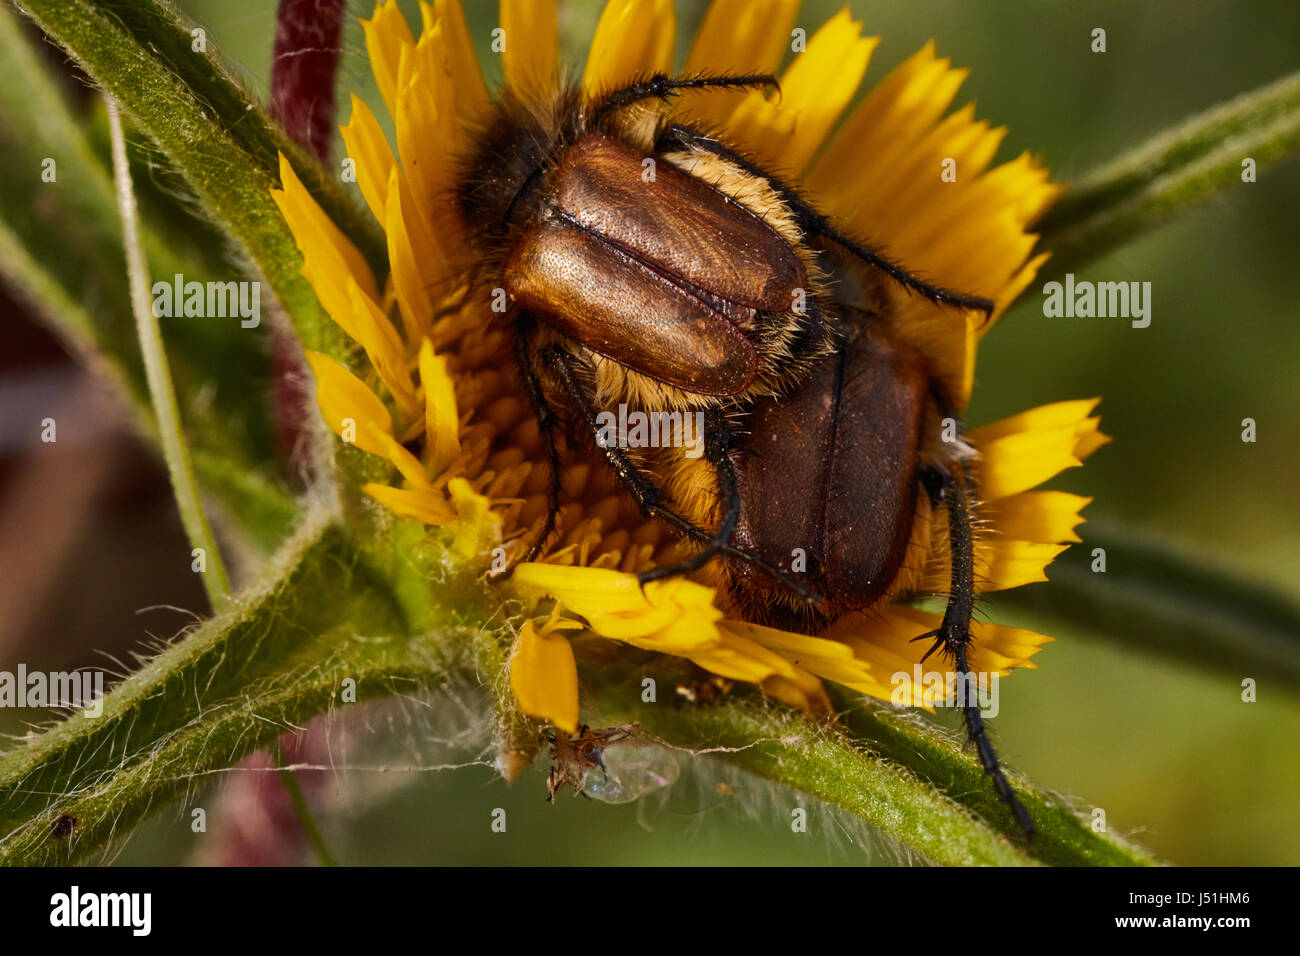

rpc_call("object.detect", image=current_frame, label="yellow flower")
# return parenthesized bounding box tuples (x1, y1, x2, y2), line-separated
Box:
(271, 0, 1107, 733)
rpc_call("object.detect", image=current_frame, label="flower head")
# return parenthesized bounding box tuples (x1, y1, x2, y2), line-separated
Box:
(272, 0, 1107, 733)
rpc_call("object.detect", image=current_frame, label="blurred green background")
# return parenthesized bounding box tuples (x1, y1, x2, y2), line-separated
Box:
(2, 0, 1297, 865)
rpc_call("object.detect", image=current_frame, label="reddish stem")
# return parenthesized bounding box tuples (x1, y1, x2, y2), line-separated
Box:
(269, 0, 346, 163)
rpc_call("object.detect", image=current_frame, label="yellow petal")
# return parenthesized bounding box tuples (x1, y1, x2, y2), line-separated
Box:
(420, 0, 490, 120)
(273, 155, 420, 418)
(685, 0, 798, 75)
(303, 350, 392, 457)
(390, 165, 455, 302)
(978, 426, 1084, 501)
(972, 400, 1107, 501)
(969, 398, 1100, 445)
(304, 351, 430, 488)
(727, 9, 878, 173)
(723, 620, 877, 688)
(879, 111, 1007, 235)
(977, 539, 1069, 590)
(722, 619, 861, 663)
(419, 338, 463, 474)
(510, 619, 580, 733)
(583, 0, 676, 96)
(809, 41, 966, 219)
(761, 670, 831, 712)
(395, 26, 463, 226)
(376, 432, 432, 489)
(630, 596, 723, 651)
(501, 0, 557, 93)
(386, 167, 433, 341)
(346, 279, 421, 419)
(512, 564, 722, 647)
(448, 477, 501, 558)
(271, 154, 378, 301)
(990, 250, 1054, 327)
(362, 482, 456, 525)
(688, 632, 790, 683)
(679, 0, 799, 129)
(986, 491, 1092, 544)
(339, 94, 395, 227)
(822, 605, 1053, 705)
(800, 40, 1062, 409)
(361, 0, 416, 119)
(1075, 428, 1112, 460)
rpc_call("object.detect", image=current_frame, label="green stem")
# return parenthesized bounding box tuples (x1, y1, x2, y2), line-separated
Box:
(0, 3, 294, 552)
(1040, 70, 1300, 273)
(101, 0, 386, 275)
(591, 684, 1030, 866)
(274, 742, 340, 867)
(106, 94, 231, 607)
(0, 215, 151, 434)
(578, 645, 1156, 865)
(14, 0, 348, 361)
(580, 649, 1032, 866)
(0, 522, 405, 864)
(826, 689, 1158, 866)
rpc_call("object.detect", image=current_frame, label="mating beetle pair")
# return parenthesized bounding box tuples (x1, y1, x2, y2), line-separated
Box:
(458, 72, 1034, 837)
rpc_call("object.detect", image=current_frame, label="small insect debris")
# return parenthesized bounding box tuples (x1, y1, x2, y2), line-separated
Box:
(545, 723, 639, 802)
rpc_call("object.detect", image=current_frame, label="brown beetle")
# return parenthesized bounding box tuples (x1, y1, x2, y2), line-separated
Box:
(457, 73, 1030, 835)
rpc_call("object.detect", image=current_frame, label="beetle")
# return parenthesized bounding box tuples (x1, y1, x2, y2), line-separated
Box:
(456, 72, 1032, 836)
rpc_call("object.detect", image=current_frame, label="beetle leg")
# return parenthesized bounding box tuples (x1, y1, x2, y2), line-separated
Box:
(807, 224, 996, 319)
(656, 123, 995, 318)
(512, 321, 565, 565)
(592, 72, 779, 125)
(539, 344, 679, 520)
(538, 346, 823, 605)
(920, 460, 1036, 840)
(636, 407, 741, 585)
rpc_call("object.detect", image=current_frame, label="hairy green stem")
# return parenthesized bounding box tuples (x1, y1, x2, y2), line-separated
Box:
(825, 689, 1158, 866)
(0, 3, 293, 552)
(0, 211, 298, 552)
(1040, 70, 1300, 273)
(9, 0, 1289, 868)
(100, 0, 386, 273)
(0, 521, 416, 864)
(106, 93, 231, 607)
(14, 0, 350, 362)
(583, 666, 1031, 866)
